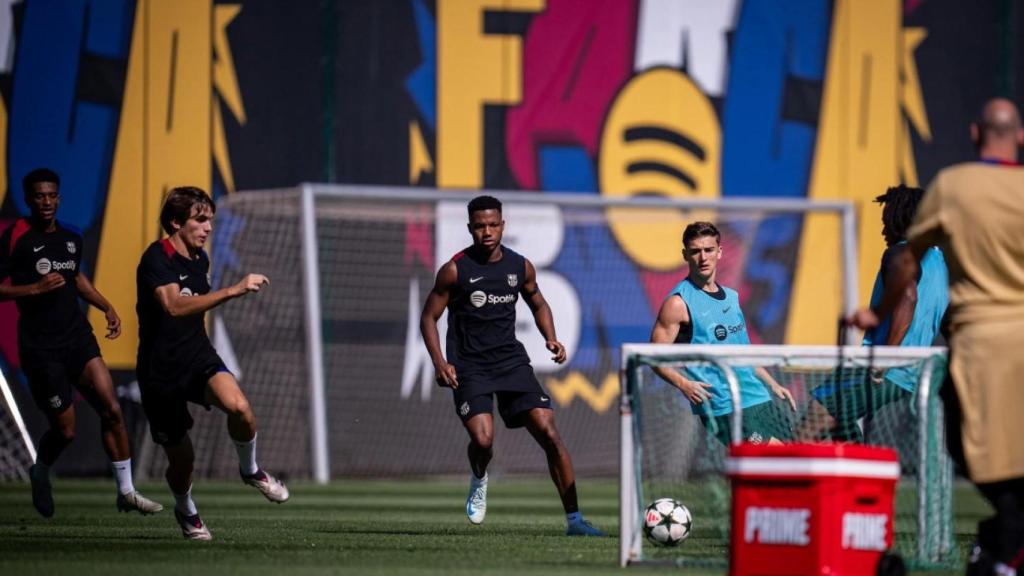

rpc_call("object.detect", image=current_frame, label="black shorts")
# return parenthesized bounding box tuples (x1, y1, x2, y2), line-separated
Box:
(19, 332, 101, 416)
(139, 350, 229, 446)
(452, 364, 552, 428)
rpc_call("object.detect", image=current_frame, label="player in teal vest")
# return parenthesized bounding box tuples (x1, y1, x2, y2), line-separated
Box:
(800, 185, 949, 442)
(650, 221, 795, 445)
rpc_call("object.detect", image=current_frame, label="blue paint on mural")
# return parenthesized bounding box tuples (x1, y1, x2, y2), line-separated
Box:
(8, 0, 133, 230)
(405, 0, 436, 130)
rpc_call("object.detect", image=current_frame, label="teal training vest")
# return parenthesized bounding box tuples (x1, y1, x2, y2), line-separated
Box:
(863, 245, 949, 391)
(668, 278, 772, 416)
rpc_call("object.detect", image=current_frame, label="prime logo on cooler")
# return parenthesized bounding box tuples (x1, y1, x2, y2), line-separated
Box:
(743, 507, 889, 551)
(35, 258, 76, 274)
(744, 506, 810, 545)
(469, 290, 517, 308)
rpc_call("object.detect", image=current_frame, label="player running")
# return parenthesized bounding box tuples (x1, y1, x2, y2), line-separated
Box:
(420, 195, 603, 536)
(649, 221, 796, 445)
(136, 186, 288, 541)
(0, 168, 162, 517)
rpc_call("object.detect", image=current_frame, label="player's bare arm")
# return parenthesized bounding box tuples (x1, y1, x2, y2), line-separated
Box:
(755, 366, 795, 411)
(420, 260, 459, 388)
(0, 272, 65, 301)
(75, 273, 121, 339)
(649, 295, 713, 404)
(521, 259, 565, 364)
(849, 241, 927, 330)
(154, 273, 268, 318)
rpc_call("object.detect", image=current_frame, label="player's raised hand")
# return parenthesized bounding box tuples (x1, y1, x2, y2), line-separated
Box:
(679, 379, 713, 405)
(104, 307, 122, 340)
(234, 273, 269, 295)
(434, 362, 459, 389)
(845, 308, 879, 330)
(545, 340, 566, 364)
(34, 272, 65, 295)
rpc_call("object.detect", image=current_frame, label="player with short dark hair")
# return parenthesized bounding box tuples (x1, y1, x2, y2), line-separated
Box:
(0, 168, 162, 517)
(650, 221, 796, 445)
(136, 186, 288, 541)
(800, 185, 948, 442)
(420, 195, 603, 536)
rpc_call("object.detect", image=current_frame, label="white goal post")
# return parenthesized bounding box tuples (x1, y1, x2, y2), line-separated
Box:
(185, 184, 857, 483)
(619, 343, 955, 569)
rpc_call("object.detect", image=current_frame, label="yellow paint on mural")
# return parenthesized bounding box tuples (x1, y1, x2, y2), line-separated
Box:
(599, 68, 720, 270)
(213, 5, 245, 125)
(91, 0, 214, 368)
(212, 4, 246, 194)
(436, 0, 544, 188)
(789, 1, 898, 343)
(546, 371, 619, 414)
(789, 0, 912, 344)
(409, 120, 433, 184)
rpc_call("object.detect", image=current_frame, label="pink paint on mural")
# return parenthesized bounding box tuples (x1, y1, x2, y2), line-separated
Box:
(505, 0, 638, 190)
(404, 206, 434, 269)
(0, 218, 20, 370)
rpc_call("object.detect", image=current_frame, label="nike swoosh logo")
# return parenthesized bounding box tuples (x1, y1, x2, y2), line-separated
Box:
(33, 246, 44, 252)
(469, 276, 484, 283)
(179, 275, 188, 281)
(722, 307, 731, 314)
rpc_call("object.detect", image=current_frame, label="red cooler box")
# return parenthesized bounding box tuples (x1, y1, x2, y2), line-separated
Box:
(726, 443, 900, 576)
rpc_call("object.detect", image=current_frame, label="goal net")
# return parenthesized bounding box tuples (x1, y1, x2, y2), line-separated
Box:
(134, 185, 854, 482)
(0, 367, 35, 481)
(619, 344, 955, 570)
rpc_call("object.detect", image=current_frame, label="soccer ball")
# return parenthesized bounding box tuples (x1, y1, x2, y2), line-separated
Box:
(643, 498, 692, 546)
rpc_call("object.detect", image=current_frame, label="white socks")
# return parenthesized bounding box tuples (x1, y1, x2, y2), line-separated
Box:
(174, 485, 198, 516)
(234, 433, 258, 476)
(111, 458, 134, 495)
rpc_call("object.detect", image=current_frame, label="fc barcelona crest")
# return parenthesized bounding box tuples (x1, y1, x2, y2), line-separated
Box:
(507, 274, 518, 288)
(66, 242, 76, 254)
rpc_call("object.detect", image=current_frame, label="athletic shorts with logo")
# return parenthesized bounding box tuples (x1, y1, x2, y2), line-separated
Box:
(451, 363, 552, 428)
(700, 400, 793, 446)
(19, 331, 101, 415)
(139, 347, 230, 445)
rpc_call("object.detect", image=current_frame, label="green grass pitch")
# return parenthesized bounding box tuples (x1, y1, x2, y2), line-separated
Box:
(0, 477, 990, 575)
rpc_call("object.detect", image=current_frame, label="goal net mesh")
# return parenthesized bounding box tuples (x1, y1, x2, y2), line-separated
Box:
(133, 186, 851, 482)
(621, 345, 956, 570)
(0, 372, 34, 481)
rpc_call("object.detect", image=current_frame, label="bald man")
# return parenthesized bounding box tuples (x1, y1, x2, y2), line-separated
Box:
(850, 98, 1024, 576)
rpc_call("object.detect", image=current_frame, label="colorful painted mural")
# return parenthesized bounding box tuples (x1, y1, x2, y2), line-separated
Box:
(0, 1, 1017, 472)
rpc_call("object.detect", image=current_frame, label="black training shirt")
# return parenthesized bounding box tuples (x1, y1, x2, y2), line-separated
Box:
(0, 218, 92, 349)
(445, 245, 531, 375)
(135, 239, 217, 382)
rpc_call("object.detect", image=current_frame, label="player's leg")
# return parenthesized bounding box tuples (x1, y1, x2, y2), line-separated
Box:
(76, 355, 162, 513)
(162, 435, 210, 540)
(461, 409, 494, 525)
(455, 387, 496, 525)
(520, 407, 603, 536)
(22, 347, 76, 518)
(204, 371, 288, 503)
(28, 405, 74, 518)
(464, 412, 494, 478)
(521, 407, 575, 509)
(974, 478, 1024, 575)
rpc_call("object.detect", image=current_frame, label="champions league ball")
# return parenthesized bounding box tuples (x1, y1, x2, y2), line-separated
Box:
(643, 498, 692, 546)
